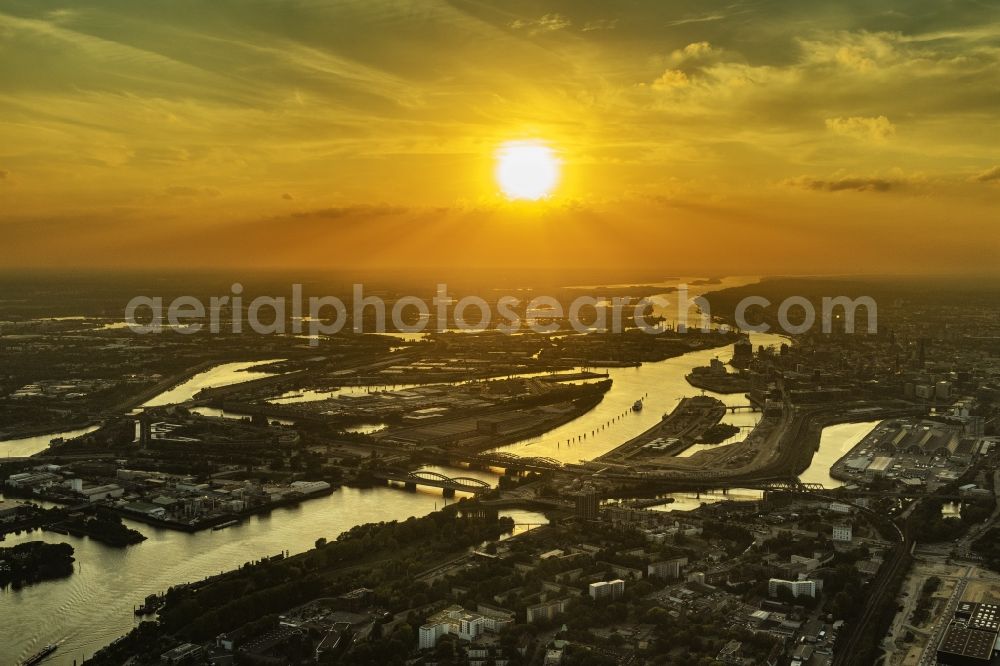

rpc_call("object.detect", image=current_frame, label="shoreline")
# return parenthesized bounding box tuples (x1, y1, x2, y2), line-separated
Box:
(0, 422, 97, 443)
(684, 372, 751, 394)
(597, 395, 728, 461)
(0, 359, 256, 450)
(590, 402, 923, 490)
(113, 485, 337, 533)
(827, 419, 885, 484)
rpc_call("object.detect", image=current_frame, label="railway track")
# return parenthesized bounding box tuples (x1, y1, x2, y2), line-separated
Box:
(832, 504, 915, 666)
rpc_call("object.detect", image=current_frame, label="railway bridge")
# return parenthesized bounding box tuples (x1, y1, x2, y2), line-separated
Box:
(372, 469, 493, 496)
(416, 451, 564, 475)
(461, 451, 564, 473)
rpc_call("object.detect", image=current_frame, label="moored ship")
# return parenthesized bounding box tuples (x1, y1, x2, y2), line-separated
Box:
(22, 644, 57, 666)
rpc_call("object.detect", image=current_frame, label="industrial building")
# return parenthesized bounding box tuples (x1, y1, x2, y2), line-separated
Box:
(936, 602, 1000, 666)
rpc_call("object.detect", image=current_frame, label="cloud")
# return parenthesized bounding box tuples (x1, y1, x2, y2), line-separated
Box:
(825, 115, 896, 143)
(664, 14, 727, 28)
(582, 18, 618, 32)
(509, 14, 570, 35)
(801, 32, 900, 72)
(164, 185, 221, 197)
(651, 69, 690, 90)
(282, 192, 294, 200)
(973, 166, 1000, 183)
(0, 169, 8, 180)
(1, 0, 998, 271)
(644, 43, 721, 91)
(667, 41, 718, 66)
(289, 204, 409, 220)
(785, 175, 897, 192)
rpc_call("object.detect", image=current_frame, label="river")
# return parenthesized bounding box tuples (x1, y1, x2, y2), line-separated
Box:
(0, 364, 544, 664)
(0, 362, 288, 459)
(646, 420, 883, 513)
(798, 420, 882, 488)
(1, 462, 540, 664)
(0, 283, 877, 662)
(493, 330, 786, 463)
(141, 360, 285, 408)
(0, 426, 101, 460)
(1, 330, 781, 663)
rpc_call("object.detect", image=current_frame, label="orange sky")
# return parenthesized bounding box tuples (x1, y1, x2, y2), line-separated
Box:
(1, 1, 998, 275)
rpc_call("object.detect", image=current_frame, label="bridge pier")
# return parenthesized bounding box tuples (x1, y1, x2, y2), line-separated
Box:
(404, 482, 417, 492)
(443, 488, 455, 498)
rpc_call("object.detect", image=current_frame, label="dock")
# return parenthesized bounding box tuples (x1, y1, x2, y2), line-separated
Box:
(597, 395, 729, 462)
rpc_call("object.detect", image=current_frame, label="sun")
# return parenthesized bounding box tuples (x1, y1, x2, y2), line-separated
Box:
(495, 140, 560, 200)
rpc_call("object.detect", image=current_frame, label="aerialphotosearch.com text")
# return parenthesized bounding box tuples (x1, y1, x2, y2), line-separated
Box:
(124, 283, 877, 345)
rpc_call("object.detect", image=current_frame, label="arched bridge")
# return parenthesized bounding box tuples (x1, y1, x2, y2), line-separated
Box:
(372, 468, 493, 495)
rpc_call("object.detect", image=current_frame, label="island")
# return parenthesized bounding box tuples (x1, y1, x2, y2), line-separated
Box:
(0, 541, 75, 589)
(685, 358, 752, 394)
(48, 511, 146, 547)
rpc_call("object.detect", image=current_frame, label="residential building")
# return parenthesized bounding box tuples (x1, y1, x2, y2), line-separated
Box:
(418, 605, 496, 649)
(419, 622, 448, 650)
(832, 523, 853, 542)
(526, 598, 569, 623)
(768, 578, 816, 599)
(476, 604, 515, 632)
(589, 579, 625, 601)
(597, 561, 644, 580)
(574, 487, 599, 521)
(647, 557, 688, 579)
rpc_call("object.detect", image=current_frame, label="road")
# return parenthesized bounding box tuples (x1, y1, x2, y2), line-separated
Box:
(954, 470, 1000, 561)
(916, 573, 969, 666)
